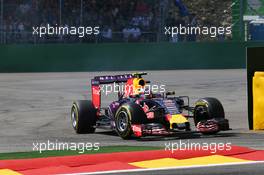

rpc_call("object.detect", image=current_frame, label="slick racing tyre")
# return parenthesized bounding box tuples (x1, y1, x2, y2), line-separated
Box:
(71, 100, 97, 134)
(194, 98, 225, 134)
(115, 103, 147, 139)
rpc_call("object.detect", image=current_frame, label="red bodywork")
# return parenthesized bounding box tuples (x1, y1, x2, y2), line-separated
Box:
(92, 83, 101, 110)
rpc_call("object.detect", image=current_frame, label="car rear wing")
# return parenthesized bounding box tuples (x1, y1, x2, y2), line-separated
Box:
(91, 74, 134, 110)
(91, 74, 133, 85)
(91, 73, 147, 110)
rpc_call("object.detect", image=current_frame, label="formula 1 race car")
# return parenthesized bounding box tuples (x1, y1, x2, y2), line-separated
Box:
(71, 72, 230, 139)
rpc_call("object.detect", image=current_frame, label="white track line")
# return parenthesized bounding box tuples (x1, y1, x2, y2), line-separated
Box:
(59, 161, 264, 175)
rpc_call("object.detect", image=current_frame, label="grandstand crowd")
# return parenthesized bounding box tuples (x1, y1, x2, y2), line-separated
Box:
(0, 0, 232, 44)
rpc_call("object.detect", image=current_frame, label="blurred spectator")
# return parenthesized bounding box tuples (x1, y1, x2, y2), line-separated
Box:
(136, 0, 150, 15)
(122, 26, 130, 41)
(131, 26, 141, 41)
(0, 0, 232, 44)
(1, 0, 159, 43)
(174, 0, 189, 17)
(187, 13, 198, 41)
(101, 26, 113, 42)
(122, 24, 141, 42)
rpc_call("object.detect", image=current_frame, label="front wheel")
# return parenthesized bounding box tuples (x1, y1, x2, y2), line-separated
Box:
(115, 103, 147, 139)
(194, 98, 225, 134)
(71, 100, 97, 134)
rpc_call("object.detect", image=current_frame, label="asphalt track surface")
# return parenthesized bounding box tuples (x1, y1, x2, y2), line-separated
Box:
(0, 69, 263, 153)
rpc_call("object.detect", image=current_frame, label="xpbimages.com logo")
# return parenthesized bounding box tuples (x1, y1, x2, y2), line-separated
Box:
(32, 24, 100, 38)
(33, 140, 100, 154)
(164, 24, 232, 38)
(165, 140, 232, 154)
(94, 82, 166, 96)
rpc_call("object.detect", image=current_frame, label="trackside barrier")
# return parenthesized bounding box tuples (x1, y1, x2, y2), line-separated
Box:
(2, 42, 264, 73)
(253, 72, 264, 130)
(247, 47, 264, 130)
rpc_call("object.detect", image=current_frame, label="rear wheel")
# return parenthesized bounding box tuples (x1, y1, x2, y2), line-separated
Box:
(71, 100, 97, 134)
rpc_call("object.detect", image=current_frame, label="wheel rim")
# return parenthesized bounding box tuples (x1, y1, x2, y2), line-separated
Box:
(195, 106, 207, 117)
(71, 107, 77, 129)
(117, 111, 129, 132)
(194, 106, 208, 124)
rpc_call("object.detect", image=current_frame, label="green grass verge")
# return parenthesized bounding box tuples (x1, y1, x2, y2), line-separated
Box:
(0, 146, 161, 160)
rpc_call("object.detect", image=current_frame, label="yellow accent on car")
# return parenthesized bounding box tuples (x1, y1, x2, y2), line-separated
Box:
(195, 101, 208, 107)
(132, 78, 146, 95)
(253, 72, 264, 130)
(169, 114, 188, 129)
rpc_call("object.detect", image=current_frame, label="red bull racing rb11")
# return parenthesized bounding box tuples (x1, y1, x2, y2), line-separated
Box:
(71, 72, 230, 139)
